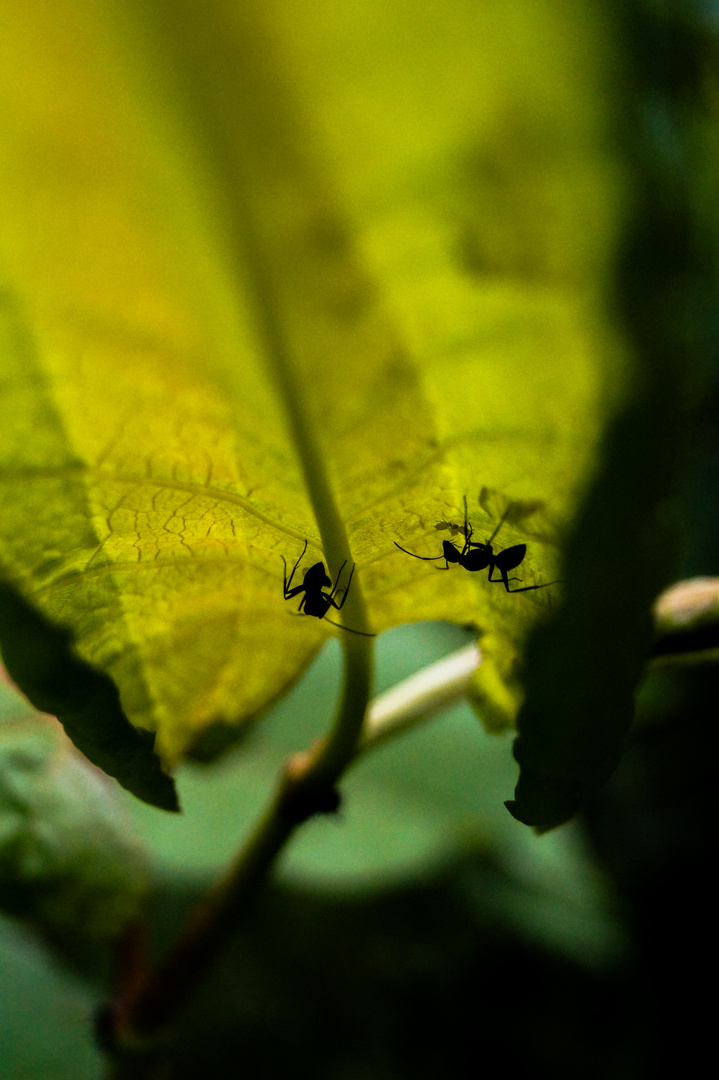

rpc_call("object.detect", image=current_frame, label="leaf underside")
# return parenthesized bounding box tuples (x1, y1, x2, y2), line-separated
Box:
(0, 0, 690, 820)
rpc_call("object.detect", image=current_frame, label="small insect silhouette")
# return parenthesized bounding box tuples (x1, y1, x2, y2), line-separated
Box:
(282, 541, 375, 636)
(435, 520, 468, 538)
(395, 497, 558, 594)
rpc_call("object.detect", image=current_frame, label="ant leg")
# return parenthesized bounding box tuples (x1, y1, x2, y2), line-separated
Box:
(332, 562, 354, 610)
(486, 564, 519, 589)
(505, 580, 561, 593)
(328, 560, 348, 603)
(325, 566, 374, 633)
(488, 564, 558, 593)
(283, 540, 308, 597)
(324, 615, 375, 637)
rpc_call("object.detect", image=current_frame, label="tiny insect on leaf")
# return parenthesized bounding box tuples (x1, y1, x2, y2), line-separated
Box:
(396, 497, 560, 594)
(282, 542, 375, 636)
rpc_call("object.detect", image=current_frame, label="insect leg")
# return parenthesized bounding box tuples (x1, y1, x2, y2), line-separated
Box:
(505, 580, 560, 593)
(283, 540, 308, 597)
(487, 563, 557, 594)
(332, 562, 354, 609)
(323, 615, 375, 637)
(486, 563, 522, 591)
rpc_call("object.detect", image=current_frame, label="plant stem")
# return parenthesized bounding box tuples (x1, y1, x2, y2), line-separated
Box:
(111, 784, 295, 1045)
(359, 642, 481, 754)
(109, 634, 489, 1059)
(109, 641, 371, 1056)
(108, 71, 375, 1054)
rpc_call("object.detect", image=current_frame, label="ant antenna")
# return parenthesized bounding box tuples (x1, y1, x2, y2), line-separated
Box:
(486, 505, 512, 546)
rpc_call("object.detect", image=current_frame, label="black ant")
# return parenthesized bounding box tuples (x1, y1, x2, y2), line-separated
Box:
(281, 541, 375, 636)
(395, 497, 558, 594)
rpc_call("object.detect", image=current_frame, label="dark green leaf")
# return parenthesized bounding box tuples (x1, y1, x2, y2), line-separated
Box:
(0, 582, 177, 811)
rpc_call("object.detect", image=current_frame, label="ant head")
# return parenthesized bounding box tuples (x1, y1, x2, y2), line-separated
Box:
(304, 562, 332, 589)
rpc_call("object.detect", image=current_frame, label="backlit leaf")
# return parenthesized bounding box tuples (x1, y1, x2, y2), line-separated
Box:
(0, 1, 644, 798)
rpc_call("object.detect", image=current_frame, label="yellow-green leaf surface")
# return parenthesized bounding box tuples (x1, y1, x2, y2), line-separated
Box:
(0, 1, 626, 772)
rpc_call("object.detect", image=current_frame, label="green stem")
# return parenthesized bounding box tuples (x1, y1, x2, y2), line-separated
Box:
(235, 181, 369, 614)
(105, 8, 375, 1055)
(109, 646, 371, 1054)
(109, 132, 373, 1066)
(359, 643, 481, 754)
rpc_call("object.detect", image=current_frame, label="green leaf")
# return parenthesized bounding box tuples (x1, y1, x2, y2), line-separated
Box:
(0, 581, 178, 810)
(0, 915, 105, 1079)
(0, 673, 148, 944)
(505, 0, 706, 828)
(506, 406, 682, 830)
(0, 2, 652, 787)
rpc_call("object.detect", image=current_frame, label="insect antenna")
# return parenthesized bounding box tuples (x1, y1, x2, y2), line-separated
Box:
(486, 505, 513, 546)
(393, 541, 440, 561)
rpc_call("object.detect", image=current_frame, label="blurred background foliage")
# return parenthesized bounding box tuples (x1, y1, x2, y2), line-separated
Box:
(1, 0, 718, 1077)
(2, 608, 717, 1078)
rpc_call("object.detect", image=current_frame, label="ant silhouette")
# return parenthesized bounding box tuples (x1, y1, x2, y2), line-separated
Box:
(435, 519, 468, 538)
(282, 541, 375, 636)
(395, 497, 558, 594)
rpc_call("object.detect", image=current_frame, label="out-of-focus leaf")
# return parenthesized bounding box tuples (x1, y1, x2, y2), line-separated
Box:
(0, 583, 178, 809)
(127, 625, 625, 969)
(505, 1, 709, 829)
(0, 1, 628, 777)
(0, 670, 148, 943)
(0, 915, 104, 1080)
